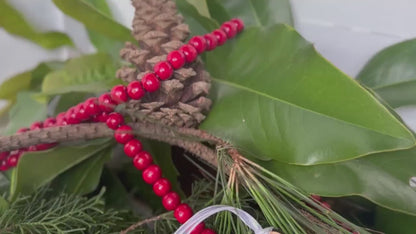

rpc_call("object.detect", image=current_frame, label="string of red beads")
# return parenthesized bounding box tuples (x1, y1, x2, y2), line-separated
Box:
(0, 18, 244, 233)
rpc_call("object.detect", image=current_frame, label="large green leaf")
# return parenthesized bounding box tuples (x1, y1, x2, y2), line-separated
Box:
(4, 92, 47, 134)
(0, 72, 31, 101)
(374, 207, 416, 233)
(175, 0, 219, 36)
(53, 147, 111, 195)
(207, 0, 293, 27)
(357, 39, 416, 108)
(10, 140, 110, 200)
(264, 148, 416, 215)
(52, 0, 135, 43)
(201, 25, 415, 165)
(41, 53, 122, 95)
(0, 0, 73, 49)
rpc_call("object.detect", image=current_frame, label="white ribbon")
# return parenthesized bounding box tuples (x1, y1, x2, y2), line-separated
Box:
(174, 205, 274, 234)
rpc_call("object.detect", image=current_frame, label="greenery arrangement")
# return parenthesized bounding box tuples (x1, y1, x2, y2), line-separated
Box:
(0, 0, 416, 233)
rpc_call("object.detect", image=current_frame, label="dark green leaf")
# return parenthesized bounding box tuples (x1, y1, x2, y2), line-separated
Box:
(264, 147, 416, 215)
(208, 0, 293, 27)
(5, 92, 47, 134)
(52, 0, 135, 43)
(10, 139, 110, 200)
(0, 173, 10, 194)
(53, 147, 111, 195)
(0, 195, 8, 213)
(41, 53, 122, 95)
(374, 207, 416, 234)
(0, 0, 73, 49)
(357, 39, 416, 108)
(186, 0, 211, 17)
(54, 93, 91, 114)
(175, 0, 219, 35)
(101, 167, 130, 209)
(201, 25, 415, 165)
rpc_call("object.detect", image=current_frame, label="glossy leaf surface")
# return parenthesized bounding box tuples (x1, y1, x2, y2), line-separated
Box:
(201, 25, 415, 164)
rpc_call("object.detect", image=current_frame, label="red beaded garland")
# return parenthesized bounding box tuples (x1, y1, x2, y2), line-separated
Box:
(74, 104, 89, 121)
(133, 151, 153, 170)
(153, 178, 172, 197)
(98, 93, 116, 112)
(65, 108, 81, 124)
(190, 223, 206, 234)
(43, 117, 56, 128)
(84, 98, 101, 116)
(111, 85, 128, 104)
(179, 44, 198, 63)
(231, 18, 244, 32)
(221, 22, 237, 39)
(189, 36, 207, 54)
(17, 127, 29, 133)
(154, 61, 173, 80)
(0, 152, 9, 161)
(203, 33, 218, 51)
(7, 153, 19, 167)
(212, 29, 227, 46)
(106, 112, 125, 130)
(114, 125, 134, 144)
(167, 50, 186, 69)
(127, 81, 145, 100)
(142, 164, 162, 184)
(30, 121, 43, 130)
(124, 139, 143, 158)
(162, 192, 181, 211)
(0, 160, 8, 171)
(93, 111, 109, 123)
(174, 203, 193, 224)
(201, 228, 216, 234)
(141, 73, 160, 92)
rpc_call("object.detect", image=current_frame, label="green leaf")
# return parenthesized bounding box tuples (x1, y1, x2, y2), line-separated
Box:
(186, 0, 211, 18)
(264, 147, 416, 215)
(374, 207, 416, 234)
(52, 0, 135, 43)
(53, 147, 111, 195)
(0, 173, 10, 194)
(10, 140, 110, 200)
(0, 72, 31, 100)
(41, 53, 122, 95)
(357, 39, 416, 108)
(0, 195, 8, 213)
(176, 0, 219, 35)
(54, 93, 91, 114)
(201, 25, 415, 165)
(5, 92, 47, 134)
(207, 0, 293, 27)
(101, 167, 130, 209)
(0, 0, 73, 49)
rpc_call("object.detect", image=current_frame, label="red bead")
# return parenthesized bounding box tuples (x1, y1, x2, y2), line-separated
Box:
(127, 81, 145, 100)
(98, 93, 116, 112)
(93, 112, 109, 123)
(167, 50, 186, 69)
(124, 139, 142, 158)
(43, 117, 56, 128)
(35, 143, 57, 151)
(142, 164, 162, 184)
(212, 29, 227, 46)
(190, 223, 206, 234)
(65, 108, 80, 124)
(231, 18, 244, 32)
(174, 204, 193, 224)
(203, 33, 218, 51)
(322, 202, 331, 209)
(111, 85, 128, 104)
(154, 62, 173, 80)
(56, 117, 68, 126)
(153, 178, 171, 197)
(162, 192, 181, 210)
(221, 22, 237, 39)
(106, 112, 124, 130)
(0, 160, 8, 171)
(141, 73, 160, 92)
(30, 121, 43, 130)
(74, 104, 88, 121)
(84, 98, 101, 116)
(201, 228, 216, 234)
(179, 44, 198, 63)
(16, 127, 29, 133)
(114, 125, 134, 144)
(189, 36, 206, 54)
(7, 153, 19, 167)
(133, 151, 153, 170)
(0, 152, 9, 161)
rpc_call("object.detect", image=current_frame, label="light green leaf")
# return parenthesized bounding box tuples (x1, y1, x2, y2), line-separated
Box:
(374, 207, 416, 234)
(0, 172, 10, 194)
(5, 92, 47, 134)
(10, 139, 110, 200)
(265, 147, 416, 215)
(54, 92, 91, 114)
(201, 25, 415, 165)
(0, 195, 8, 213)
(0, 72, 31, 100)
(208, 0, 293, 27)
(175, 0, 219, 35)
(53, 147, 111, 195)
(357, 39, 416, 108)
(0, 0, 73, 49)
(41, 53, 122, 95)
(186, 0, 211, 18)
(53, 0, 135, 43)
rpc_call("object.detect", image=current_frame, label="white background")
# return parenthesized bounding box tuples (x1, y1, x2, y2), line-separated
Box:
(0, 0, 415, 129)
